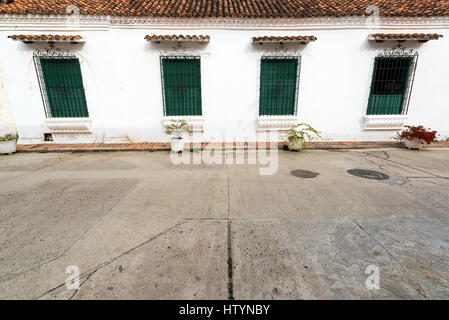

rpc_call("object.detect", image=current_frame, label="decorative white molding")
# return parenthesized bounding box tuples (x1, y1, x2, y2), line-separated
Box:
(160, 44, 203, 57)
(362, 115, 408, 130)
(261, 47, 302, 58)
(110, 16, 449, 28)
(378, 43, 418, 57)
(257, 115, 298, 131)
(162, 116, 204, 132)
(45, 118, 92, 133)
(0, 14, 111, 30)
(2, 14, 449, 30)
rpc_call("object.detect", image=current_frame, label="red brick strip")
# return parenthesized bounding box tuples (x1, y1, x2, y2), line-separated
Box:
(15, 141, 449, 153)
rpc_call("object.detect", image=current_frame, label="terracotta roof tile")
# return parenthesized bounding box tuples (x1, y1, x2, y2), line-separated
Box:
(252, 35, 317, 43)
(1, 0, 449, 18)
(369, 33, 443, 41)
(8, 34, 85, 42)
(145, 34, 210, 42)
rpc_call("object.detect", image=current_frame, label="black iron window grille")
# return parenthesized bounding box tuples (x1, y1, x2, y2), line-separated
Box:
(367, 48, 418, 115)
(33, 48, 89, 118)
(160, 56, 202, 116)
(259, 56, 301, 116)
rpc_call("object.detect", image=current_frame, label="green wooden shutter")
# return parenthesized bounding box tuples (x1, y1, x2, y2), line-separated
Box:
(40, 58, 89, 118)
(162, 57, 202, 116)
(259, 57, 298, 116)
(367, 57, 413, 115)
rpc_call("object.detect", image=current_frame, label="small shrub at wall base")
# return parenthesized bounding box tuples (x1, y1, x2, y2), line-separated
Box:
(283, 123, 321, 151)
(0, 133, 17, 142)
(0, 133, 18, 155)
(164, 120, 193, 153)
(396, 125, 438, 150)
(164, 120, 193, 138)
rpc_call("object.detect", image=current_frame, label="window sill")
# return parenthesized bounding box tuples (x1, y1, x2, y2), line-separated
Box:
(162, 116, 204, 132)
(257, 115, 298, 131)
(45, 118, 92, 133)
(363, 115, 408, 130)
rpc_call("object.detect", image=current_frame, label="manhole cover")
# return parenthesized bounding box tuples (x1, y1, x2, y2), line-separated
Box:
(347, 169, 389, 180)
(291, 170, 319, 178)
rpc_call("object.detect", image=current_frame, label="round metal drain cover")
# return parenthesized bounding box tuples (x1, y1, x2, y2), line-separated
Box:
(347, 169, 389, 180)
(291, 170, 319, 178)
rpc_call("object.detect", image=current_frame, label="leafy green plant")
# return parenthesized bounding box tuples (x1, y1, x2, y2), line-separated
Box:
(0, 133, 17, 142)
(283, 123, 321, 147)
(164, 120, 192, 139)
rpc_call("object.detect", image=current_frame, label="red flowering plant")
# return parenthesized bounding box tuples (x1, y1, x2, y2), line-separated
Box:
(396, 125, 438, 145)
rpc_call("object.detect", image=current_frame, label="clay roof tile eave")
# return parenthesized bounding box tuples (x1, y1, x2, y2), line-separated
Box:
(1, 0, 449, 18)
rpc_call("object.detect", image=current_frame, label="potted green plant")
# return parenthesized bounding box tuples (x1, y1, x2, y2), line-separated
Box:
(164, 120, 192, 153)
(0, 133, 17, 155)
(396, 125, 438, 150)
(284, 123, 321, 151)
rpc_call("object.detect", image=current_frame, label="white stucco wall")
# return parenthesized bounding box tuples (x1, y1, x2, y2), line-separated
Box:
(0, 17, 448, 144)
(0, 56, 15, 138)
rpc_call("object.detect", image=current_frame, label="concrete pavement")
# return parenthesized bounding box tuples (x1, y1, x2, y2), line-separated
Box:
(0, 148, 448, 299)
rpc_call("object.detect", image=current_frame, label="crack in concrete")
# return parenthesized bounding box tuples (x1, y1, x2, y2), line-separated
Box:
(405, 176, 444, 178)
(343, 150, 449, 189)
(0, 154, 83, 183)
(57, 180, 143, 253)
(68, 270, 97, 300)
(227, 219, 234, 300)
(359, 153, 386, 171)
(1, 183, 70, 227)
(413, 179, 449, 188)
(226, 164, 234, 300)
(341, 149, 448, 183)
(362, 151, 449, 180)
(33, 220, 188, 300)
(35, 267, 98, 300)
(415, 286, 427, 299)
(0, 180, 142, 283)
(335, 150, 386, 172)
(353, 219, 401, 265)
(184, 217, 228, 220)
(352, 220, 436, 299)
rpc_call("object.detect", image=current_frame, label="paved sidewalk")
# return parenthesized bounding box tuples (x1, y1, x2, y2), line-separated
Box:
(0, 148, 448, 299)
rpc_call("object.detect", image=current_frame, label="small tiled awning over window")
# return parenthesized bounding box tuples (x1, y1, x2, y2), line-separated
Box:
(252, 36, 317, 45)
(8, 34, 85, 43)
(368, 33, 443, 43)
(145, 35, 210, 43)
